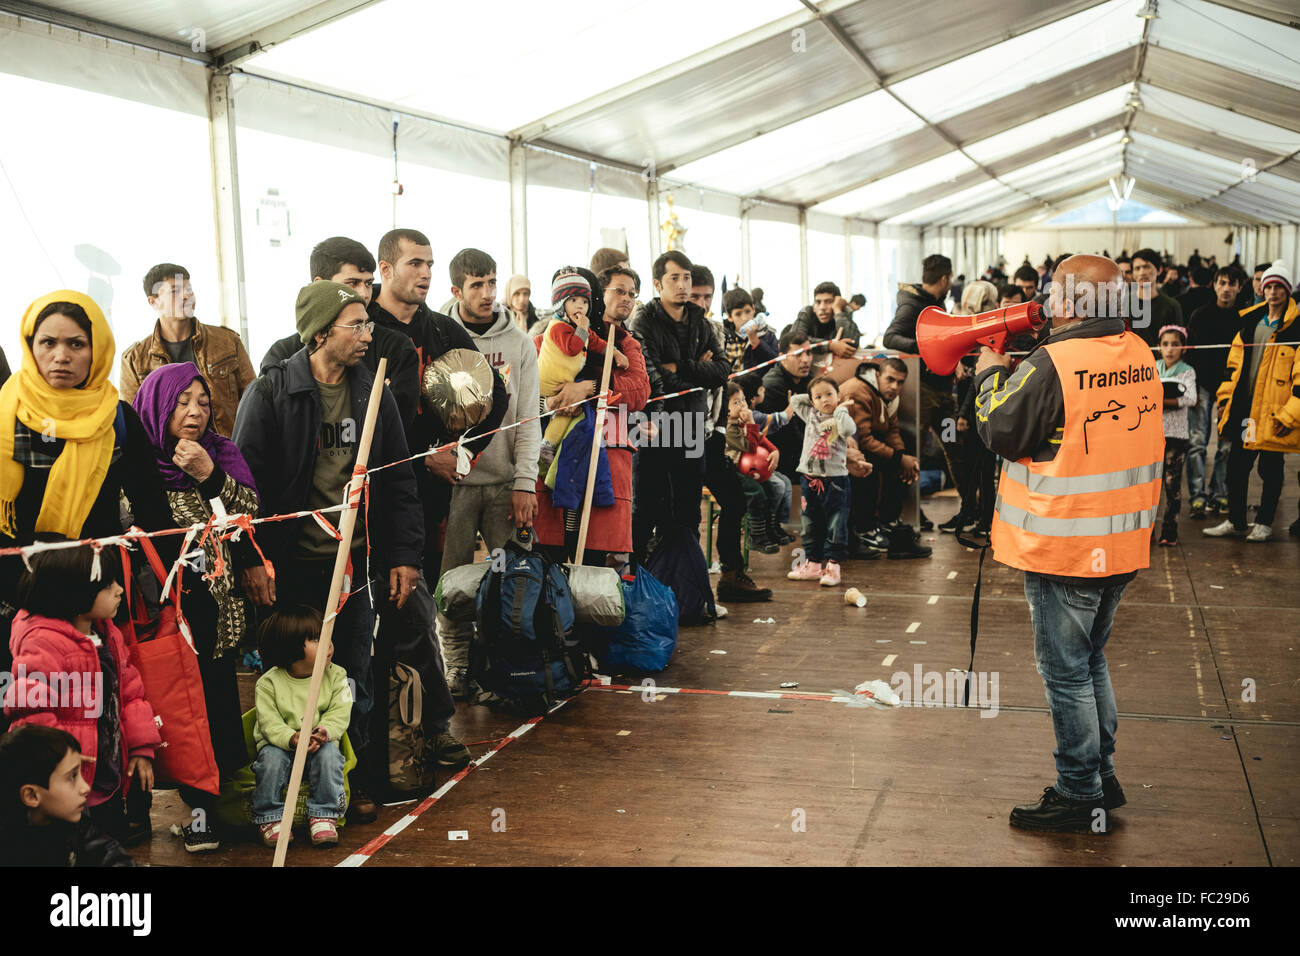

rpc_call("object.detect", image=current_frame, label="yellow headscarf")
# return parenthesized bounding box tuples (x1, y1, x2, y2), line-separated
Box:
(0, 290, 119, 539)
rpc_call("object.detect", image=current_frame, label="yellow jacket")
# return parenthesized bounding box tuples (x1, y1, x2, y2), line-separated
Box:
(1216, 299, 1300, 453)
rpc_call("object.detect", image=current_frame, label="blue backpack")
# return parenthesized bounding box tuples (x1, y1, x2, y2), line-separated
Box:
(471, 528, 586, 715)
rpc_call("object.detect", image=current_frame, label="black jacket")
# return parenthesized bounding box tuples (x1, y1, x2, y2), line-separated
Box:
(1186, 303, 1245, 393)
(231, 349, 423, 572)
(791, 307, 860, 348)
(627, 298, 729, 417)
(368, 288, 507, 463)
(883, 283, 948, 389)
(0, 815, 136, 867)
(261, 324, 420, 431)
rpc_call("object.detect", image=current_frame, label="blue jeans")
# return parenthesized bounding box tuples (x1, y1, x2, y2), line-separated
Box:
(764, 469, 792, 523)
(800, 474, 851, 564)
(1186, 385, 1230, 501)
(1024, 572, 1129, 802)
(251, 740, 346, 824)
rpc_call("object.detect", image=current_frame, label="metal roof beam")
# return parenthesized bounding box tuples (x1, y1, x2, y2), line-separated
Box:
(0, 0, 205, 60)
(212, 0, 385, 69)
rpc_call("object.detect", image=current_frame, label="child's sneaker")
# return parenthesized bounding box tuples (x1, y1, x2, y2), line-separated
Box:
(819, 561, 841, 587)
(259, 821, 292, 848)
(787, 560, 822, 580)
(1246, 523, 1272, 542)
(309, 818, 339, 846)
(181, 821, 220, 853)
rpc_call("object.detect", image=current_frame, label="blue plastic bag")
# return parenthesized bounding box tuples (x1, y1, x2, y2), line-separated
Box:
(599, 564, 678, 673)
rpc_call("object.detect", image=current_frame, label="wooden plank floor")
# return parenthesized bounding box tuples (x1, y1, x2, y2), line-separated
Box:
(132, 468, 1300, 867)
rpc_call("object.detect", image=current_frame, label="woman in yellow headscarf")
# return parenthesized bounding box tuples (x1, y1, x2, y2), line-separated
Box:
(0, 291, 172, 655)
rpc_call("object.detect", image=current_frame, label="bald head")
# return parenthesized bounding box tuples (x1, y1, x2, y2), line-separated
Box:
(1049, 254, 1123, 326)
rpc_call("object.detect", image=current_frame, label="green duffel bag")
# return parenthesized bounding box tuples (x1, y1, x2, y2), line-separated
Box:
(213, 708, 356, 831)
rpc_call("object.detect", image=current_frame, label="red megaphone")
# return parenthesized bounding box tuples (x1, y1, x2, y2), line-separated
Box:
(916, 301, 1045, 376)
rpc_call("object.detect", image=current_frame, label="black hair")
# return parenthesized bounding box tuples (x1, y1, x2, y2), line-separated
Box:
(922, 254, 952, 286)
(449, 248, 497, 289)
(724, 380, 745, 404)
(778, 328, 810, 353)
(722, 288, 753, 315)
(310, 237, 376, 281)
(1013, 264, 1038, 284)
(736, 370, 764, 404)
(1159, 326, 1187, 345)
(1132, 248, 1162, 270)
(601, 265, 641, 293)
(1214, 266, 1243, 286)
(143, 262, 189, 298)
(30, 302, 93, 347)
(998, 282, 1024, 302)
(849, 294, 866, 307)
(1116, 256, 1131, 266)
(1254, 262, 1270, 274)
(652, 250, 692, 282)
(880, 356, 909, 376)
(0, 725, 81, 829)
(378, 228, 431, 266)
(1191, 265, 1212, 287)
(15, 545, 121, 622)
(814, 281, 841, 298)
(590, 247, 628, 277)
(257, 605, 324, 671)
(691, 265, 715, 291)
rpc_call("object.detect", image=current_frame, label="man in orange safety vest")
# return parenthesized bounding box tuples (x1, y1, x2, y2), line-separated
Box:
(975, 254, 1164, 833)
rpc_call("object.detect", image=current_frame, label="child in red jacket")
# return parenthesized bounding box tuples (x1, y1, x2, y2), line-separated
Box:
(3, 545, 160, 845)
(723, 382, 782, 554)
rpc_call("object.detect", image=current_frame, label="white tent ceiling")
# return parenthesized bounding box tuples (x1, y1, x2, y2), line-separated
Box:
(5, 0, 1299, 227)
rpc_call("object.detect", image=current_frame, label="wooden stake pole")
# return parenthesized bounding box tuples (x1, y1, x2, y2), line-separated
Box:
(573, 335, 617, 565)
(273, 358, 388, 867)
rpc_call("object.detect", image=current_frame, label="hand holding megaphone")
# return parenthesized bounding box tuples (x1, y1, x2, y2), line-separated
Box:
(916, 300, 1046, 376)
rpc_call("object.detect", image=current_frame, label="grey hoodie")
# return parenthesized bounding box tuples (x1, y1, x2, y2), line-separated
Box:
(449, 303, 541, 491)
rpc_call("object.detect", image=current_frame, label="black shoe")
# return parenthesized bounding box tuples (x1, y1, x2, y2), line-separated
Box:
(938, 512, 968, 533)
(1009, 786, 1104, 832)
(1102, 775, 1126, 811)
(745, 515, 781, 555)
(1189, 498, 1206, 519)
(773, 519, 797, 545)
(918, 509, 933, 532)
(346, 789, 378, 824)
(887, 525, 932, 559)
(855, 529, 890, 554)
(717, 569, 773, 602)
(181, 821, 220, 853)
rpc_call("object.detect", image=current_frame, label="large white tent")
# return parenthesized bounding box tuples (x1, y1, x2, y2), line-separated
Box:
(1, 0, 1297, 371)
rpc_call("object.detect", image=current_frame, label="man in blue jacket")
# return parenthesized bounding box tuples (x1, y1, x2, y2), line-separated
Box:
(233, 281, 426, 822)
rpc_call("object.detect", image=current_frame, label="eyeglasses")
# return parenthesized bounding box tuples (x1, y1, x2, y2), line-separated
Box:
(334, 320, 375, 336)
(607, 288, 638, 298)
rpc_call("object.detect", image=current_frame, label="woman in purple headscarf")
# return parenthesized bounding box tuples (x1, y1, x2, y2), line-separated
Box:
(132, 362, 259, 853)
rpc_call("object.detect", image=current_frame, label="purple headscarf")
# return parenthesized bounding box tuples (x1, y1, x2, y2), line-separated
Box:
(131, 362, 258, 497)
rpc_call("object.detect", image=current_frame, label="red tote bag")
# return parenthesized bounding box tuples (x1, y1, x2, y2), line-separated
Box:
(119, 540, 221, 796)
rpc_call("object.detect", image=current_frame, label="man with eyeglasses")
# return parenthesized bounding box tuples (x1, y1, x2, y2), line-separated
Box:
(261, 236, 421, 429)
(233, 281, 424, 825)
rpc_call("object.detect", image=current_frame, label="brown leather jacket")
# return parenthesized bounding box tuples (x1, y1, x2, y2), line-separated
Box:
(119, 319, 255, 437)
(839, 366, 904, 460)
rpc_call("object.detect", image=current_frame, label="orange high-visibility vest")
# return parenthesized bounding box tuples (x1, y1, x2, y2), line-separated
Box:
(991, 332, 1164, 578)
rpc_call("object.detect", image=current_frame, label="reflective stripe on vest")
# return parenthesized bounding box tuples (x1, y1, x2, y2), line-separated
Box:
(994, 495, 1159, 536)
(990, 330, 1165, 578)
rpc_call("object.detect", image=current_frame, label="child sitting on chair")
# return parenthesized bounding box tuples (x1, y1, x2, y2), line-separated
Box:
(253, 606, 351, 848)
(537, 268, 626, 468)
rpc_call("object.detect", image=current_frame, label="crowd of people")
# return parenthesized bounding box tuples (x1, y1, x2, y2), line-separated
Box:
(0, 226, 1296, 864)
